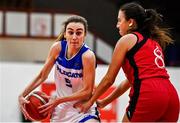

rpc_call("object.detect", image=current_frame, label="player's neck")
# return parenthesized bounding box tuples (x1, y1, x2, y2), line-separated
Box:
(66, 47, 80, 59)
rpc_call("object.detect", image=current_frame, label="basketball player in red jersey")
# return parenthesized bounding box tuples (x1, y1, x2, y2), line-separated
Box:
(74, 2, 180, 122)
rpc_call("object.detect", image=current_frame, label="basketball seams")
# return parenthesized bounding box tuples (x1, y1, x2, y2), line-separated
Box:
(24, 91, 49, 121)
(31, 93, 47, 104)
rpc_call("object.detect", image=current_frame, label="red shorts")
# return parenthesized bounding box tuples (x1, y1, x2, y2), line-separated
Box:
(126, 78, 179, 122)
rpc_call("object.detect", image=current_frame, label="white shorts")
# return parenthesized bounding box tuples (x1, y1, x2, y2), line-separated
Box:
(51, 102, 100, 123)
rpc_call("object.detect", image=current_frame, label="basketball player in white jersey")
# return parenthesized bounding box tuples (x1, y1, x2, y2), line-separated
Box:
(19, 15, 100, 123)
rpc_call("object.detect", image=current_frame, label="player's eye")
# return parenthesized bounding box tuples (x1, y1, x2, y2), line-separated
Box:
(76, 32, 82, 36)
(68, 31, 74, 35)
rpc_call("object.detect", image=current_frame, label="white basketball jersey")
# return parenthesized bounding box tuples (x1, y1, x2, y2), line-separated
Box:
(54, 40, 88, 99)
(52, 40, 100, 122)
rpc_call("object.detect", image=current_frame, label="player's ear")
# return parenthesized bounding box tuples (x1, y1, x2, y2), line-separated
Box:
(129, 23, 133, 27)
(128, 19, 134, 27)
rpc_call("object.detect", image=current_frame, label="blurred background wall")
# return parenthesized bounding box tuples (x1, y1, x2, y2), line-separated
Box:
(0, 0, 180, 65)
(0, 0, 179, 122)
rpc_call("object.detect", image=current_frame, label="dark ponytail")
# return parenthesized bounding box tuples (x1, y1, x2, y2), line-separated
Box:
(142, 9, 162, 31)
(120, 2, 173, 49)
(143, 9, 173, 49)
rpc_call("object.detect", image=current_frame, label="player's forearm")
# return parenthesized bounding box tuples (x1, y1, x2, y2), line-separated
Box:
(55, 87, 93, 105)
(20, 73, 46, 97)
(89, 75, 114, 105)
(101, 79, 130, 105)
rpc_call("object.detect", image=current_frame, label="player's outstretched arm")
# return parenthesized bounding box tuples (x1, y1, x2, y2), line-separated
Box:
(18, 42, 61, 120)
(97, 79, 131, 108)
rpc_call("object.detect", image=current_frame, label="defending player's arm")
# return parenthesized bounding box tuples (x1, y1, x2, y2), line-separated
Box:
(97, 79, 131, 108)
(78, 34, 137, 112)
(18, 42, 60, 119)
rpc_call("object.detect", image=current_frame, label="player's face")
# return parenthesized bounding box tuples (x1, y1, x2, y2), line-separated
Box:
(116, 10, 130, 36)
(65, 22, 86, 49)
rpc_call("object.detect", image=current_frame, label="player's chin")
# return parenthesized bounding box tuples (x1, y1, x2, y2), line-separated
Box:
(119, 31, 124, 36)
(73, 45, 82, 50)
(71, 44, 79, 47)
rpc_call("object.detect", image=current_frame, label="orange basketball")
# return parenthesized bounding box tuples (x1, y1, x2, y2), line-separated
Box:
(25, 91, 49, 121)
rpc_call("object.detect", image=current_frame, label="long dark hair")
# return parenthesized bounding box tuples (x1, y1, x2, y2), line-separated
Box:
(55, 15, 88, 41)
(120, 2, 173, 49)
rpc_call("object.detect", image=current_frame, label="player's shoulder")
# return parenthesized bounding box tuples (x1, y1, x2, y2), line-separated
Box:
(50, 41, 61, 51)
(119, 33, 137, 43)
(51, 41, 60, 48)
(48, 41, 61, 57)
(82, 49, 95, 60)
(116, 33, 138, 50)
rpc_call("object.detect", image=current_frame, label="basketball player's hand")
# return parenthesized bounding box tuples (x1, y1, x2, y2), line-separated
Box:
(38, 97, 57, 116)
(18, 95, 35, 121)
(74, 100, 93, 113)
(73, 101, 83, 112)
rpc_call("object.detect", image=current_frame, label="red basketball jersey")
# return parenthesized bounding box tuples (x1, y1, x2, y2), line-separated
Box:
(122, 32, 169, 84)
